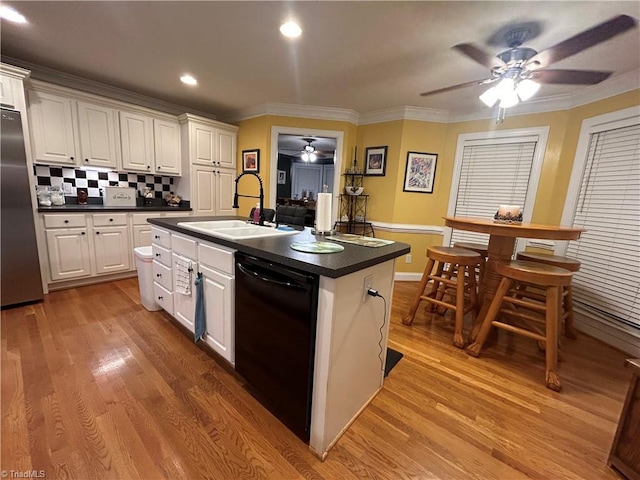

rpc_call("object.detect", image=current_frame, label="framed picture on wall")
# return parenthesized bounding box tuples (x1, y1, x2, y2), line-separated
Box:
(403, 151, 438, 193)
(277, 170, 286, 184)
(364, 146, 387, 176)
(242, 149, 260, 173)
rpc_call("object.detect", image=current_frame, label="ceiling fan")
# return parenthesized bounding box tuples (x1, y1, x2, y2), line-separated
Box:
(279, 137, 334, 161)
(419, 15, 638, 109)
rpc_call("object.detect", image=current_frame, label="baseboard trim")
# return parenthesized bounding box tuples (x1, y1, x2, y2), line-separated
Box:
(395, 272, 422, 282)
(47, 271, 137, 292)
(574, 313, 640, 357)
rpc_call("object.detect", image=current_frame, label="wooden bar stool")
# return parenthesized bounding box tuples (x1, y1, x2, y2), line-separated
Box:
(403, 246, 481, 348)
(454, 242, 488, 285)
(516, 252, 580, 338)
(466, 260, 573, 391)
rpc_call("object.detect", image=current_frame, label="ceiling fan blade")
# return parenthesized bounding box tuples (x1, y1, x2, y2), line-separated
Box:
(420, 78, 496, 97)
(530, 69, 612, 84)
(525, 15, 638, 69)
(453, 43, 507, 69)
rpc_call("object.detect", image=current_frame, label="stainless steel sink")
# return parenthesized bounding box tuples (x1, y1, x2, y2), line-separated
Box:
(177, 220, 300, 240)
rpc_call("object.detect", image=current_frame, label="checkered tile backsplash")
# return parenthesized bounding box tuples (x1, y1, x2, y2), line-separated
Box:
(34, 166, 174, 199)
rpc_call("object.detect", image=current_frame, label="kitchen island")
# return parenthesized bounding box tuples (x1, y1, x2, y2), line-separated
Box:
(148, 216, 410, 459)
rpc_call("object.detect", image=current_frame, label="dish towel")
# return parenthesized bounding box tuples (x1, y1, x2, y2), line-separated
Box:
(175, 256, 192, 295)
(194, 272, 205, 343)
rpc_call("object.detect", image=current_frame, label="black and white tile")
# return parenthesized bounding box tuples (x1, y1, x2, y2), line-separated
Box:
(34, 166, 174, 199)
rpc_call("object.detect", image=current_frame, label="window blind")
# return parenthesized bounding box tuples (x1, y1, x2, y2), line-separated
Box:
(450, 141, 537, 246)
(567, 123, 640, 331)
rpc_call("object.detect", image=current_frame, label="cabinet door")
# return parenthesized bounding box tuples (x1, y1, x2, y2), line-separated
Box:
(0, 74, 16, 109)
(216, 128, 236, 169)
(192, 165, 216, 216)
(200, 264, 234, 363)
(92, 226, 131, 274)
(45, 228, 91, 281)
(28, 90, 77, 165)
(120, 111, 153, 173)
(77, 101, 118, 168)
(173, 253, 197, 333)
(154, 118, 181, 175)
(216, 169, 236, 216)
(132, 224, 152, 248)
(191, 122, 215, 165)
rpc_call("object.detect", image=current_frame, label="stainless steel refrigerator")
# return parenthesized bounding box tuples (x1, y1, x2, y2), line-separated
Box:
(1, 108, 44, 307)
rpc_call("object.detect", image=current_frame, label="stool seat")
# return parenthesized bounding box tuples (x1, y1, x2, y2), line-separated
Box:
(466, 260, 574, 391)
(403, 246, 481, 348)
(516, 252, 580, 272)
(453, 242, 489, 257)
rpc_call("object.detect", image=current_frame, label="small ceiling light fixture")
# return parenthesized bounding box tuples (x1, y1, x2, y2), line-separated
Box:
(280, 21, 302, 38)
(0, 5, 27, 23)
(301, 138, 316, 162)
(180, 74, 198, 86)
(479, 74, 540, 122)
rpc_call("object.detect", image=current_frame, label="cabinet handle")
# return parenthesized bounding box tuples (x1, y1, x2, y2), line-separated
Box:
(154, 235, 160, 239)
(156, 273, 162, 278)
(96, 231, 100, 235)
(155, 253, 161, 257)
(147, 165, 151, 169)
(157, 296, 163, 300)
(109, 218, 114, 222)
(70, 156, 75, 161)
(157, 166, 160, 170)
(64, 219, 69, 223)
(81, 231, 86, 235)
(84, 158, 89, 162)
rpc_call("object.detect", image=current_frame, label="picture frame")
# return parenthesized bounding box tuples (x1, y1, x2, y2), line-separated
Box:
(242, 149, 260, 173)
(277, 169, 286, 184)
(364, 146, 387, 176)
(403, 151, 438, 194)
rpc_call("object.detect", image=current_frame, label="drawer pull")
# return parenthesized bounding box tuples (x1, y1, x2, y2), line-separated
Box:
(155, 253, 161, 257)
(154, 235, 160, 239)
(156, 273, 162, 278)
(96, 231, 100, 235)
(81, 232, 86, 235)
(64, 220, 69, 223)
(109, 218, 114, 222)
(157, 296, 163, 300)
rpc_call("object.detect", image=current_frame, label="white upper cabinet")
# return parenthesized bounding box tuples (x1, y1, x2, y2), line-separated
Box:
(120, 110, 154, 172)
(0, 74, 16, 109)
(217, 128, 236, 169)
(192, 121, 215, 165)
(29, 90, 77, 165)
(77, 101, 118, 169)
(153, 118, 181, 175)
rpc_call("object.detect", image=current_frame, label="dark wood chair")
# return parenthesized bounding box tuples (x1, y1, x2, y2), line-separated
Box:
(248, 207, 275, 223)
(275, 205, 306, 226)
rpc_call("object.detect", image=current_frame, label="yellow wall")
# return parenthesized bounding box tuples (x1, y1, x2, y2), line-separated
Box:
(235, 90, 639, 274)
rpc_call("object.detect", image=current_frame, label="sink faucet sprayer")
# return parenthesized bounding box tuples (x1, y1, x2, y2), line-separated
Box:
(232, 172, 264, 226)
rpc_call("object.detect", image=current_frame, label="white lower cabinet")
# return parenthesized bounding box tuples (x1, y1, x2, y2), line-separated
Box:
(172, 252, 197, 332)
(199, 263, 234, 363)
(91, 214, 130, 274)
(45, 227, 92, 281)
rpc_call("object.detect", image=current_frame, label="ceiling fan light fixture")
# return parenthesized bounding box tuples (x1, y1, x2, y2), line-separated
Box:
(499, 88, 520, 108)
(515, 79, 540, 101)
(479, 86, 499, 107)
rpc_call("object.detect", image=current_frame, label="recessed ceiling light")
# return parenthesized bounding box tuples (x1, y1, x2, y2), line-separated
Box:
(280, 21, 301, 38)
(180, 74, 197, 86)
(0, 6, 27, 24)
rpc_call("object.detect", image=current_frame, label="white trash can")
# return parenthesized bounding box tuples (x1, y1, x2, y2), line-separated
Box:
(134, 246, 161, 311)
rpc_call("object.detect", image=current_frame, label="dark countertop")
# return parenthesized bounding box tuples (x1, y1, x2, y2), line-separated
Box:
(148, 216, 411, 279)
(38, 204, 192, 213)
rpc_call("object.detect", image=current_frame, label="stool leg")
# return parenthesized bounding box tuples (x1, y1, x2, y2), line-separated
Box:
(434, 263, 454, 314)
(453, 265, 466, 348)
(545, 285, 562, 392)
(564, 285, 578, 339)
(425, 262, 446, 313)
(466, 277, 513, 357)
(403, 258, 435, 325)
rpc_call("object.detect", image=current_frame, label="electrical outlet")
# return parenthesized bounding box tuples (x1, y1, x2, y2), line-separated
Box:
(62, 182, 72, 194)
(363, 274, 373, 301)
(405, 254, 412, 264)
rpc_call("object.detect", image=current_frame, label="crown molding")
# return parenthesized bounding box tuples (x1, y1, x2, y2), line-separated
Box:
(227, 102, 360, 125)
(0, 62, 30, 80)
(570, 69, 640, 108)
(2, 56, 218, 120)
(358, 106, 450, 125)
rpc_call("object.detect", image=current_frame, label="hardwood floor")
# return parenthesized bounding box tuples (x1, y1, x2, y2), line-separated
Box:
(1, 279, 632, 479)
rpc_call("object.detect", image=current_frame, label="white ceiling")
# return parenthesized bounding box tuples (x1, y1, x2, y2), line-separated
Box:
(1, 1, 639, 121)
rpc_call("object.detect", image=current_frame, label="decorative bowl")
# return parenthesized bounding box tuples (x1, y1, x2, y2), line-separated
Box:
(345, 186, 364, 196)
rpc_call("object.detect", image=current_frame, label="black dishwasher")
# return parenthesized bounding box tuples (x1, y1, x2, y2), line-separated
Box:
(235, 253, 319, 442)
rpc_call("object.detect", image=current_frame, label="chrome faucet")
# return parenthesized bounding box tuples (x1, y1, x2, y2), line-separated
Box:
(232, 172, 265, 226)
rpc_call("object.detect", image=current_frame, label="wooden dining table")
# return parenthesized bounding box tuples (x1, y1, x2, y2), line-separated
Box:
(444, 216, 585, 338)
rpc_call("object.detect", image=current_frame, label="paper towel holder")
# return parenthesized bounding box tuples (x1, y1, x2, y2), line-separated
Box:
(312, 185, 335, 236)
